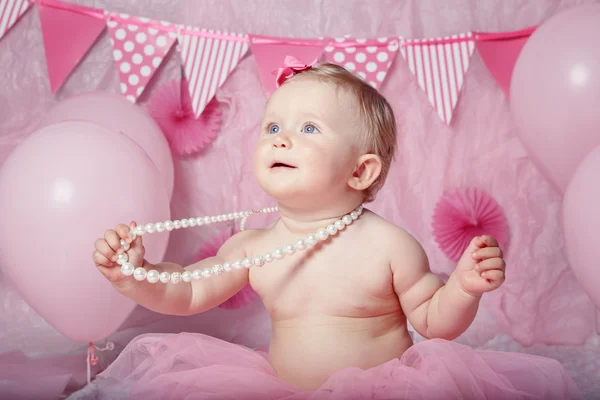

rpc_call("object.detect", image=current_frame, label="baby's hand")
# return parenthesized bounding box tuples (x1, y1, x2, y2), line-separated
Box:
(93, 222, 145, 284)
(455, 235, 506, 297)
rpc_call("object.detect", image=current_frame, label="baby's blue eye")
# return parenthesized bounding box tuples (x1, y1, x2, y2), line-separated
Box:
(302, 124, 319, 134)
(268, 124, 280, 134)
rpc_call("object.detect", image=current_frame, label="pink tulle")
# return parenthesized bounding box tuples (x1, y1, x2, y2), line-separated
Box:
(146, 79, 222, 157)
(196, 230, 259, 310)
(83, 332, 582, 400)
(432, 187, 509, 261)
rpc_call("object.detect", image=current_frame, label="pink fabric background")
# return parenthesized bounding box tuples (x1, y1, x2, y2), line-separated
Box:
(1, 0, 599, 397)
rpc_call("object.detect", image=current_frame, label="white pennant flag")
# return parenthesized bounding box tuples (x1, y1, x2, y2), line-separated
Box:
(400, 32, 475, 125)
(178, 28, 249, 117)
(0, 0, 30, 41)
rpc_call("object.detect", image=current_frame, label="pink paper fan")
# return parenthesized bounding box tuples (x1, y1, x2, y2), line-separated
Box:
(147, 79, 222, 157)
(196, 230, 259, 310)
(432, 188, 509, 261)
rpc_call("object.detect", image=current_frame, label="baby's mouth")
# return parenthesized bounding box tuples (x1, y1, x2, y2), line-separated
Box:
(270, 162, 297, 169)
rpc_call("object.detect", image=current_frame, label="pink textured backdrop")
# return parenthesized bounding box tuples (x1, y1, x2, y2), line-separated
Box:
(1, 0, 599, 397)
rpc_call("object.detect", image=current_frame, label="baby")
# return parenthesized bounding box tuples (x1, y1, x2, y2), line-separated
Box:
(91, 60, 580, 399)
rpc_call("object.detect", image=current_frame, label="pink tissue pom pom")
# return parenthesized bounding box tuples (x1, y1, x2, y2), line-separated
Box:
(432, 187, 509, 261)
(147, 79, 222, 157)
(196, 230, 258, 310)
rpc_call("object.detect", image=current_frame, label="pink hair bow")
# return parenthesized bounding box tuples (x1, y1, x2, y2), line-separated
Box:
(273, 55, 319, 87)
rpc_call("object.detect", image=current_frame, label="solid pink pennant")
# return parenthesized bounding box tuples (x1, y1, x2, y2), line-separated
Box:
(106, 12, 177, 103)
(324, 37, 400, 89)
(476, 28, 535, 99)
(0, 0, 30, 41)
(38, 3, 105, 94)
(400, 32, 475, 125)
(250, 35, 327, 96)
(178, 27, 249, 117)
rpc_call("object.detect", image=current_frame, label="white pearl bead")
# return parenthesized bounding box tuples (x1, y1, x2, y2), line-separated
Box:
(195, 217, 204, 226)
(145, 223, 156, 233)
(146, 270, 160, 283)
(211, 216, 218, 223)
(217, 215, 223, 222)
(334, 220, 346, 230)
(173, 220, 182, 229)
(203, 216, 211, 224)
(192, 269, 203, 280)
(326, 224, 338, 235)
(164, 220, 174, 231)
(181, 219, 189, 228)
(284, 244, 295, 255)
(264, 253, 274, 263)
(306, 235, 318, 246)
(242, 258, 252, 268)
(202, 268, 213, 278)
(170, 272, 182, 284)
(188, 218, 197, 227)
(273, 248, 284, 259)
(295, 239, 307, 251)
(159, 271, 170, 283)
(223, 262, 232, 272)
(155, 222, 164, 232)
(254, 256, 265, 267)
(350, 211, 358, 220)
(117, 253, 128, 265)
(182, 271, 192, 282)
(133, 267, 147, 281)
(316, 228, 329, 241)
(234, 212, 240, 219)
(228, 213, 234, 220)
(342, 215, 353, 225)
(121, 262, 135, 276)
(232, 260, 242, 269)
(134, 226, 145, 235)
(120, 239, 130, 251)
(213, 265, 224, 276)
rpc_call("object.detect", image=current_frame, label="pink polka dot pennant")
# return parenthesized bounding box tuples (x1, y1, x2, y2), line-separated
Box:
(324, 37, 400, 89)
(106, 12, 177, 103)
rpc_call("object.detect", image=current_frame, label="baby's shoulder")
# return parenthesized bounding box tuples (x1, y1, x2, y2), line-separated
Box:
(361, 209, 426, 261)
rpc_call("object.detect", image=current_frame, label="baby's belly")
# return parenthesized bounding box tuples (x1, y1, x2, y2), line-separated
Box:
(267, 312, 413, 390)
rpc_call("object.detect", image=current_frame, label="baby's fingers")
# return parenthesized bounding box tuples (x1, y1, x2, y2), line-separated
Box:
(480, 269, 505, 288)
(92, 250, 112, 267)
(95, 238, 116, 262)
(472, 246, 503, 261)
(475, 257, 506, 272)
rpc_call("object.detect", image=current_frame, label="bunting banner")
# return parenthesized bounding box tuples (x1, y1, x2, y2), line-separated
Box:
(400, 33, 475, 125)
(106, 12, 177, 102)
(0, 0, 30, 40)
(178, 27, 249, 117)
(476, 27, 536, 99)
(323, 37, 400, 89)
(0, 0, 539, 125)
(38, 3, 106, 93)
(250, 35, 327, 96)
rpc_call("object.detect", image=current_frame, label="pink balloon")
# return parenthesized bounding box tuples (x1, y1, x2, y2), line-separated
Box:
(510, 5, 600, 193)
(40, 91, 175, 199)
(562, 145, 600, 311)
(0, 121, 171, 343)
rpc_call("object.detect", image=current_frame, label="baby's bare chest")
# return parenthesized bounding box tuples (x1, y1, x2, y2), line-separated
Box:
(248, 237, 398, 319)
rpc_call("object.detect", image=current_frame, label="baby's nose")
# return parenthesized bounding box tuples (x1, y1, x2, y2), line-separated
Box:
(273, 135, 292, 149)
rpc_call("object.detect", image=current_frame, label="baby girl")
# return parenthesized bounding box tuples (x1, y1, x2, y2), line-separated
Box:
(89, 58, 581, 399)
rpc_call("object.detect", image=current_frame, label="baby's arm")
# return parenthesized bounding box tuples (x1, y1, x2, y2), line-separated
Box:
(390, 229, 480, 340)
(114, 230, 251, 316)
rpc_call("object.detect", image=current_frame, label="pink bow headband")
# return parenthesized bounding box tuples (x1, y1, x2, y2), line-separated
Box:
(273, 55, 319, 88)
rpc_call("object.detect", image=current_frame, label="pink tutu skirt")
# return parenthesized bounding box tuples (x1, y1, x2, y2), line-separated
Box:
(82, 332, 581, 400)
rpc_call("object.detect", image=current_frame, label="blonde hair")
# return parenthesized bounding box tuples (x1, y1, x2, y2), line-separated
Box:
(283, 62, 397, 202)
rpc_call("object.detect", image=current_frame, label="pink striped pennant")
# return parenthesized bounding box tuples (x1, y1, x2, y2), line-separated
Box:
(0, 0, 30, 41)
(106, 13, 177, 103)
(400, 32, 475, 125)
(324, 37, 399, 89)
(178, 28, 248, 117)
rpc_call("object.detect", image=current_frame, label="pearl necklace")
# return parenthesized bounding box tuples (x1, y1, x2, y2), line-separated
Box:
(118, 204, 364, 284)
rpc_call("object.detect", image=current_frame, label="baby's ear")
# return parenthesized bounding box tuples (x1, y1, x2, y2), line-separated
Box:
(347, 154, 382, 191)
